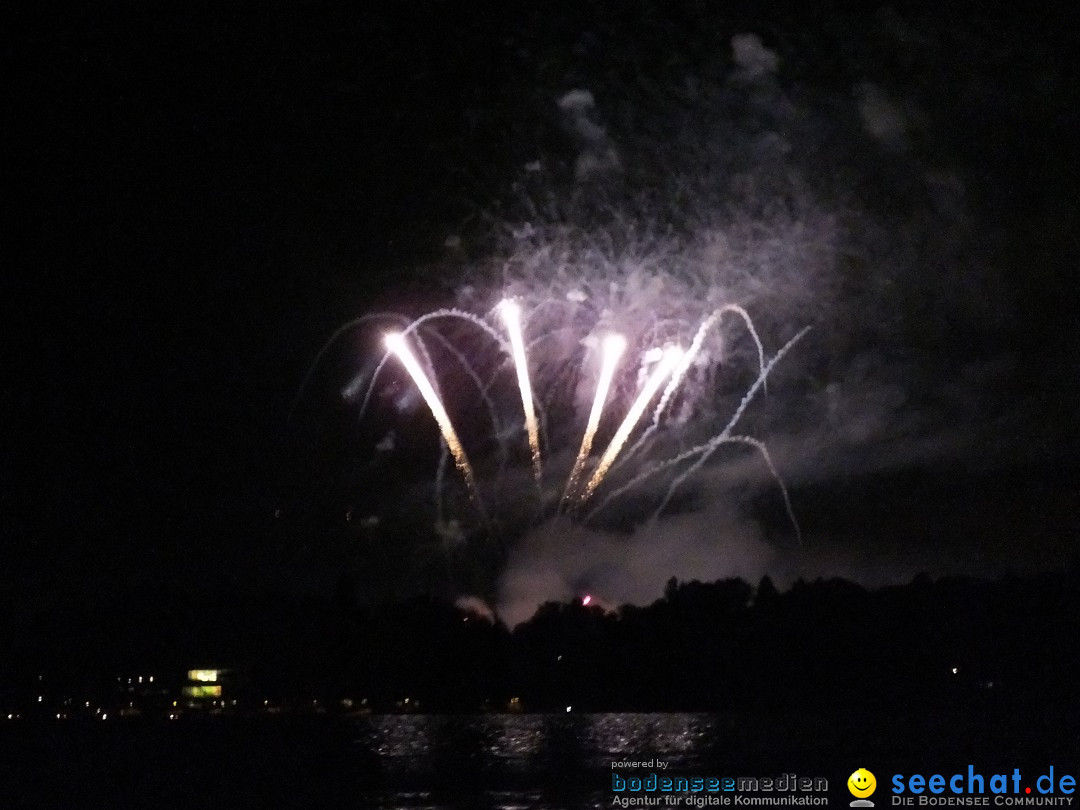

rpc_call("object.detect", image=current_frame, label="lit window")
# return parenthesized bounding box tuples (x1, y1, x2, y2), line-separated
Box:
(183, 685, 223, 699)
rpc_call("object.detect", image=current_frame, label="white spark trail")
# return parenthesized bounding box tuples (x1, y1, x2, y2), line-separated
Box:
(500, 300, 543, 485)
(359, 309, 508, 424)
(561, 333, 626, 508)
(414, 326, 508, 466)
(648, 326, 811, 524)
(615, 304, 766, 472)
(578, 345, 684, 505)
(291, 312, 409, 424)
(385, 333, 487, 521)
(586, 434, 802, 544)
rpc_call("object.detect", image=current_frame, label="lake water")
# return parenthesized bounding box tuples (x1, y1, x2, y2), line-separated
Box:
(3, 709, 1072, 807)
(359, 712, 728, 808)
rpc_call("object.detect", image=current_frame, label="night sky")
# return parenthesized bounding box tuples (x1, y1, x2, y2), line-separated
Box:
(6, 4, 1080, 618)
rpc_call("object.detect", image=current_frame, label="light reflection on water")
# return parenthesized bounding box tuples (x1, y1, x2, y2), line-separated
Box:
(356, 712, 722, 810)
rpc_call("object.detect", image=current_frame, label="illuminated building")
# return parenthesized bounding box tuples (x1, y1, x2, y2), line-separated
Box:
(182, 669, 231, 703)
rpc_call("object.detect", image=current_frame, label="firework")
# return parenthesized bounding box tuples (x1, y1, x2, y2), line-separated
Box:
(650, 327, 810, 523)
(359, 308, 507, 425)
(296, 296, 804, 545)
(579, 345, 684, 505)
(583, 326, 811, 534)
(384, 332, 486, 519)
(499, 299, 543, 485)
(562, 333, 626, 508)
(614, 304, 764, 475)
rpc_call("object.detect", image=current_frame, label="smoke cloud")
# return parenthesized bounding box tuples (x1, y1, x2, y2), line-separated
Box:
(496, 504, 774, 627)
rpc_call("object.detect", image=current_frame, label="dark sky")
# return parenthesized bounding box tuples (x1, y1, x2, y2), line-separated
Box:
(6, 4, 1080, 611)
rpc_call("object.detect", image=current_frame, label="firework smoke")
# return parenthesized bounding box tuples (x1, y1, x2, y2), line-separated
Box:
(285, 15, 1044, 621)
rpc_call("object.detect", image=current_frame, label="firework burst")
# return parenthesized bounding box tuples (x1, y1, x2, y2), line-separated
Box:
(297, 294, 807, 548)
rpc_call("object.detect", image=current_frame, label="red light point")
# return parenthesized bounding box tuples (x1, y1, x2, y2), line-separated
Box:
(1026, 788, 1031, 794)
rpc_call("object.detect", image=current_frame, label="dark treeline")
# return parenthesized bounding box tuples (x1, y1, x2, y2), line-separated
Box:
(2, 572, 1077, 714)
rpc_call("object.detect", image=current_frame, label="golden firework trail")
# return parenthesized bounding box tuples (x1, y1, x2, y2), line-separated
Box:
(579, 345, 684, 504)
(561, 333, 626, 508)
(499, 299, 543, 485)
(385, 333, 485, 516)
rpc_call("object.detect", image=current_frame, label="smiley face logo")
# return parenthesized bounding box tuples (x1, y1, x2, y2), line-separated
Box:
(848, 768, 877, 798)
